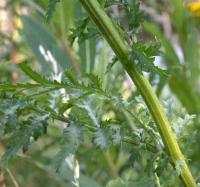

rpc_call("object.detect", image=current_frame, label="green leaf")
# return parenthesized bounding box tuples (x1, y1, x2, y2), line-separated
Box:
(130, 41, 168, 77)
(93, 128, 112, 149)
(106, 56, 118, 74)
(125, 0, 144, 29)
(53, 125, 81, 172)
(0, 83, 40, 91)
(22, 16, 70, 72)
(1, 114, 49, 167)
(46, 0, 60, 23)
(83, 73, 102, 90)
(143, 22, 180, 66)
(156, 157, 169, 176)
(64, 69, 79, 86)
(18, 62, 49, 84)
(69, 18, 99, 45)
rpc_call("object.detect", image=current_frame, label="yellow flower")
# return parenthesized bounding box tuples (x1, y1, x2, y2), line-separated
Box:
(14, 17, 23, 29)
(187, 1, 200, 17)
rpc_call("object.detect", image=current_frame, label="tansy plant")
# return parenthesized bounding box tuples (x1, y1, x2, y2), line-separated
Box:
(0, 0, 199, 187)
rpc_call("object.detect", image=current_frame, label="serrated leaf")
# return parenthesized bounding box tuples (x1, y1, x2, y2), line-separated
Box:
(64, 69, 79, 86)
(93, 128, 112, 149)
(69, 18, 99, 45)
(83, 73, 102, 90)
(131, 41, 168, 77)
(125, 0, 144, 29)
(106, 56, 118, 74)
(155, 157, 169, 176)
(53, 125, 81, 172)
(112, 128, 122, 145)
(0, 83, 40, 91)
(1, 114, 49, 167)
(19, 62, 49, 84)
(69, 18, 90, 45)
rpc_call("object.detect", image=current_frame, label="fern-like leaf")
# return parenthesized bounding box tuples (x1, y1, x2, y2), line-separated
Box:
(19, 63, 49, 84)
(130, 41, 168, 77)
(53, 125, 82, 172)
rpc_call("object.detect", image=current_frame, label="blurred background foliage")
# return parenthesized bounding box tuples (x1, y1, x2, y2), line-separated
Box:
(0, 0, 200, 186)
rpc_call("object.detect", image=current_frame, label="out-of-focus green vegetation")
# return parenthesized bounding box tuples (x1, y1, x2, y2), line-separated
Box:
(0, 0, 200, 186)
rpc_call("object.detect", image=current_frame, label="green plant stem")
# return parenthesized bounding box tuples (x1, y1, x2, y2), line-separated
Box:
(6, 168, 20, 187)
(103, 151, 118, 178)
(79, 0, 196, 186)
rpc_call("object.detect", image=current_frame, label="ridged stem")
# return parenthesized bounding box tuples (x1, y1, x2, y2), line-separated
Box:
(79, 0, 196, 186)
